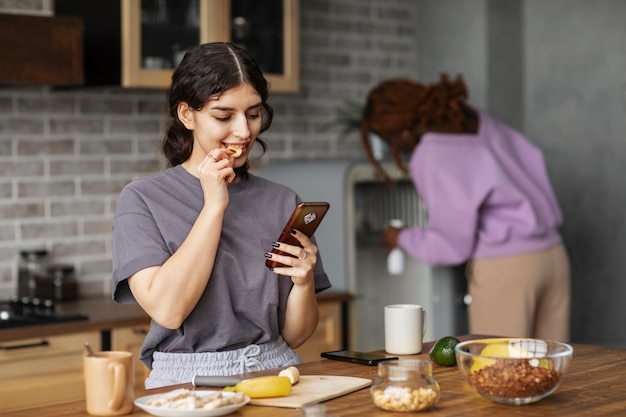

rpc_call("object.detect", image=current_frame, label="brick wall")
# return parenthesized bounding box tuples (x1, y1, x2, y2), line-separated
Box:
(0, 0, 418, 299)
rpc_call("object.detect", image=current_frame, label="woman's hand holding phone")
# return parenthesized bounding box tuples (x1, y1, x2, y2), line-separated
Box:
(265, 202, 330, 269)
(266, 231, 319, 288)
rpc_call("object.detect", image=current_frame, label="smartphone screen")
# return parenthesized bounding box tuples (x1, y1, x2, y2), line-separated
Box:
(265, 202, 330, 268)
(321, 350, 399, 366)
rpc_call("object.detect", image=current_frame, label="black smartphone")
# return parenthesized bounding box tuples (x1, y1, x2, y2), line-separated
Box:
(321, 350, 399, 366)
(265, 202, 330, 268)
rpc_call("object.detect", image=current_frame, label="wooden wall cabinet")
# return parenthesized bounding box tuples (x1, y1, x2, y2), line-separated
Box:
(0, 13, 83, 85)
(55, 0, 299, 92)
(0, 331, 100, 412)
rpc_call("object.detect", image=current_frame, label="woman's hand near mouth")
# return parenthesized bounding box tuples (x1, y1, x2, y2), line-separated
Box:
(197, 147, 236, 210)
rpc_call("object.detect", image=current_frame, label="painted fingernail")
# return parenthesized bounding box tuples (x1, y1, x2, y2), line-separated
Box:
(264, 252, 272, 258)
(290, 229, 297, 235)
(271, 242, 280, 248)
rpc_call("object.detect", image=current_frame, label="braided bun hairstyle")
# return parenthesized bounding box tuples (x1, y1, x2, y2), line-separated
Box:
(360, 74, 473, 182)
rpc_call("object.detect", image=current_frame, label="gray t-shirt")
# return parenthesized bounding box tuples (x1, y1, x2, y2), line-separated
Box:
(112, 166, 331, 368)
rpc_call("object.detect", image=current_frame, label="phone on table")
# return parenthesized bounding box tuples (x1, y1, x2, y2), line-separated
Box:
(265, 202, 330, 269)
(321, 350, 399, 366)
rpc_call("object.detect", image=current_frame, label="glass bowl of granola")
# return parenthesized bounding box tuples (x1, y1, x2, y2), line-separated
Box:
(455, 338, 573, 405)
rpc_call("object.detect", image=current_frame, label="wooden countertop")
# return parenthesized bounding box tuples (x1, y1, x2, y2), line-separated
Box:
(5, 335, 626, 416)
(0, 292, 351, 342)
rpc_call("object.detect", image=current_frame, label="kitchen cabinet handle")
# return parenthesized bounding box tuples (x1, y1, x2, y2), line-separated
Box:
(133, 328, 148, 335)
(0, 340, 50, 350)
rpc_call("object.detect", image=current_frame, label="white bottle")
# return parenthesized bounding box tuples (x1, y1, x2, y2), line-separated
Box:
(387, 219, 405, 275)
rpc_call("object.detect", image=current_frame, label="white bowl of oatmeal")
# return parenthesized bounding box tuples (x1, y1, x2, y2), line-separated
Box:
(134, 389, 249, 417)
(455, 338, 573, 405)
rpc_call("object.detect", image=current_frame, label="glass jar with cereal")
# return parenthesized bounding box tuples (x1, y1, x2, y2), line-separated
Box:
(371, 359, 440, 412)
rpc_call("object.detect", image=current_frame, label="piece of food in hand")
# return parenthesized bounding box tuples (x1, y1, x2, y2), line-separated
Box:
(278, 366, 300, 385)
(225, 144, 244, 157)
(224, 375, 292, 398)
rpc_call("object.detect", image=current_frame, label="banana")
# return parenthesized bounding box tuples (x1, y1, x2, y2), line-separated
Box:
(278, 366, 300, 385)
(224, 375, 292, 398)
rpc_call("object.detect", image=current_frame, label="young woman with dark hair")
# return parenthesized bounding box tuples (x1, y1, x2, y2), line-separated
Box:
(112, 42, 331, 388)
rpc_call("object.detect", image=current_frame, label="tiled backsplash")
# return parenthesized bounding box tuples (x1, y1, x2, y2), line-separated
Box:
(0, 0, 418, 299)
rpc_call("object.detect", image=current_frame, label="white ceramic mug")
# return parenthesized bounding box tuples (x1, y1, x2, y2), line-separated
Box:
(384, 304, 427, 355)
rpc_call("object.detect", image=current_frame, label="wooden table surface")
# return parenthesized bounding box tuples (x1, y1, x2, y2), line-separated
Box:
(5, 335, 626, 416)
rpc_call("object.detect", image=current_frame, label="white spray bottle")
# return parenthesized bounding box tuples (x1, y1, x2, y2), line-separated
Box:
(387, 219, 405, 275)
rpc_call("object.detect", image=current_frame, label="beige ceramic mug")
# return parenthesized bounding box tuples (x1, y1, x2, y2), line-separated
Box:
(84, 351, 135, 416)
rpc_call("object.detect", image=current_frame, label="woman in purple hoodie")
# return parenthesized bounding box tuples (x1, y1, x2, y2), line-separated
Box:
(360, 74, 570, 341)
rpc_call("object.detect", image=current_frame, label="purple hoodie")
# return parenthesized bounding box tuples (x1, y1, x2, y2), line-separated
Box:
(397, 111, 562, 266)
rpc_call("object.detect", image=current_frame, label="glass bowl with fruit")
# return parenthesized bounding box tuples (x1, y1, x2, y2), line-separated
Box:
(454, 338, 573, 405)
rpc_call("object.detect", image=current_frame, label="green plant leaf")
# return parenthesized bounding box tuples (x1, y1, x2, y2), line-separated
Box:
(320, 98, 365, 141)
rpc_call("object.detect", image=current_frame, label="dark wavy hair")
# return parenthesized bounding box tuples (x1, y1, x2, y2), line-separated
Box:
(360, 74, 474, 183)
(162, 42, 273, 179)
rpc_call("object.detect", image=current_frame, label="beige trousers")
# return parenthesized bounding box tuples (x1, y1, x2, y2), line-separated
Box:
(466, 243, 570, 341)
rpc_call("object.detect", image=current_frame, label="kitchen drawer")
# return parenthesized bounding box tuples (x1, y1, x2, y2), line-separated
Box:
(0, 331, 100, 412)
(111, 324, 150, 389)
(295, 301, 343, 362)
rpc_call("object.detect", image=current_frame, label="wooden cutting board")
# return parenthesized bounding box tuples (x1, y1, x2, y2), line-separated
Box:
(249, 375, 372, 408)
